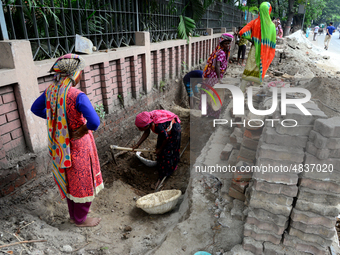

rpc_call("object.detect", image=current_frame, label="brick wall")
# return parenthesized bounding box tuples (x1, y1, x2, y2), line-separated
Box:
(0, 84, 26, 160)
(0, 31, 229, 197)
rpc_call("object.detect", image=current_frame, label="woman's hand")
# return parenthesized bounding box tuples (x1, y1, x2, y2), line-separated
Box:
(132, 144, 140, 152)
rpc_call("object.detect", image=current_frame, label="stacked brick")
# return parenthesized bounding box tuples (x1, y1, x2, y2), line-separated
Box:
(242, 102, 327, 254)
(225, 111, 263, 201)
(283, 117, 340, 255)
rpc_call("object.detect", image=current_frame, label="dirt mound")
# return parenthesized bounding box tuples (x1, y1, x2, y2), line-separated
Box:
(305, 77, 340, 117)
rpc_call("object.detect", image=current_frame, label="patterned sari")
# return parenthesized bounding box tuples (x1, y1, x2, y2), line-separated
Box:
(240, 2, 276, 84)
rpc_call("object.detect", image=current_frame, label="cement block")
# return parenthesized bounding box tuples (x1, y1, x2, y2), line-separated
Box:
(299, 178, 340, 193)
(290, 220, 336, 239)
(246, 216, 288, 235)
(253, 170, 298, 185)
(287, 102, 321, 111)
(257, 143, 304, 163)
(285, 108, 327, 125)
(276, 124, 313, 136)
(243, 237, 263, 255)
(305, 152, 340, 172)
(288, 227, 333, 247)
(283, 233, 330, 255)
(249, 187, 293, 206)
(310, 130, 340, 151)
(244, 128, 263, 141)
(295, 199, 340, 217)
(263, 242, 286, 255)
(245, 112, 266, 130)
(248, 198, 292, 216)
(228, 149, 240, 166)
(263, 126, 308, 148)
(249, 208, 289, 227)
(314, 117, 340, 138)
(220, 143, 233, 161)
(253, 180, 298, 197)
(290, 209, 336, 229)
(298, 187, 340, 205)
(244, 223, 282, 245)
(306, 141, 330, 159)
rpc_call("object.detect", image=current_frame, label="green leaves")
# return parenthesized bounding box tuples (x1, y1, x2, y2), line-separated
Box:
(177, 15, 196, 42)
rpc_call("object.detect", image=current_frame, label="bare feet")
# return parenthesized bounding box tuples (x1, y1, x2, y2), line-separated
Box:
(69, 219, 75, 224)
(76, 217, 101, 227)
(242, 63, 245, 66)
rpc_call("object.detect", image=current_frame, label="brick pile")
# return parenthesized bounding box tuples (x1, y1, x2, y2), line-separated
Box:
(283, 117, 340, 255)
(242, 102, 327, 254)
(226, 111, 264, 201)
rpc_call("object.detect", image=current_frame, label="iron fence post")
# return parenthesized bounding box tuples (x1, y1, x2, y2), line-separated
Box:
(0, 2, 9, 40)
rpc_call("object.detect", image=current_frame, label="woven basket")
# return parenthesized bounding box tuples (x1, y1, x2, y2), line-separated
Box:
(136, 190, 182, 214)
(136, 151, 157, 167)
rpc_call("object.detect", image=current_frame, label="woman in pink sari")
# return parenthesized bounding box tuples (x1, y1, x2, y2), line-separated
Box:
(133, 110, 181, 188)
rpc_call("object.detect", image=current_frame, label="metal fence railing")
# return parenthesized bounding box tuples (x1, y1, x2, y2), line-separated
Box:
(0, 0, 251, 61)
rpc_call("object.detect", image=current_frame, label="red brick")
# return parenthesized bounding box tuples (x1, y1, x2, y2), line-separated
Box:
(15, 175, 26, 188)
(19, 162, 35, 176)
(3, 137, 26, 151)
(26, 169, 37, 180)
(244, 128, 263, 141)
(231, 179, 249, 193)
(0, 158, 8, 168)
(0, 148, 5, 158)
(11, 128, 23, 139)
(233, 171, 252, 182)
(2, 93, 15, 104)
(237, 155, 254, 164)
(0, 102, 18, 115)
(1, 119, 21, 133)
(2, 133, 11, 143)
(0, 115, 6, 125)
(1, 172, 18, 183)
(0, 86, 14, 94)
(2, 184, 15, 196)
(229, 187, 246, 201)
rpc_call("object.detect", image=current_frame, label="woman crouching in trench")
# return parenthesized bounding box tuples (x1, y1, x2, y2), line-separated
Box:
(133, 110, 181, 188)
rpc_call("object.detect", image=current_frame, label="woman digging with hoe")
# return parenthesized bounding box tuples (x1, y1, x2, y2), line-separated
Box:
(132, 110, 181, 190)
(31, 54, 104, 227)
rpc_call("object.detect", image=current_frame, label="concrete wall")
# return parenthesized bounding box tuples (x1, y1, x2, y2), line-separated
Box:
(0, 29, 235, 197)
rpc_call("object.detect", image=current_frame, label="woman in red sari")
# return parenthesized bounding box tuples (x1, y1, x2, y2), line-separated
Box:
(31, 54, 103, 227)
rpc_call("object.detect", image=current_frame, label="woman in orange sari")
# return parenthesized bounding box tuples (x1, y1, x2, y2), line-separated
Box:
(239, 2, 276, 91)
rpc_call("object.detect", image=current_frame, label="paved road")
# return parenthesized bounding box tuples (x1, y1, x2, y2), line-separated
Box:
(309, 30, 340, 54)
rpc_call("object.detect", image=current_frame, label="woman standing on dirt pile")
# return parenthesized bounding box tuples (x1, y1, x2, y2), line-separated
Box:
(201, 33, 233, 118)
(239, 1, 276, 91)
(133, 110, 181, 188)
(31, 54, 103, 227)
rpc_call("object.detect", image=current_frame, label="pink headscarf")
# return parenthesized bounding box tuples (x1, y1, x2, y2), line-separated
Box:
(135, 110, 180, 128)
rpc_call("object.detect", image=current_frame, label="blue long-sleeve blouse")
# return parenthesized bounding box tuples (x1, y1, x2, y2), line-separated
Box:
(31, 91, 100, 131)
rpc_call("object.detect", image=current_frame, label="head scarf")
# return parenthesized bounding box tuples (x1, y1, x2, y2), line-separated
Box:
(45, 54, 85, 196)
(239, 2, 276, 82)
(203, 33, 234, 78)
(135, 110, 180, 128)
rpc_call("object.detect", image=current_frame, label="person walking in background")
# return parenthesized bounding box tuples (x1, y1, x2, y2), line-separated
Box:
(182, 70, 203, 108)
(324, 22, 336, 50)
(313, 24, 319, 41)
(31, 54, 103, 227)
(239, 2, 276, 91)
(277, 21, 283, 38)
(306, 26, 311, 38)
(235, 27, 247, 66)
(201, 33, 233, 118)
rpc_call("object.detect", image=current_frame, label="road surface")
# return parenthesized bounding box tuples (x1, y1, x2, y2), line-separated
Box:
(309, 30, 340, 54)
